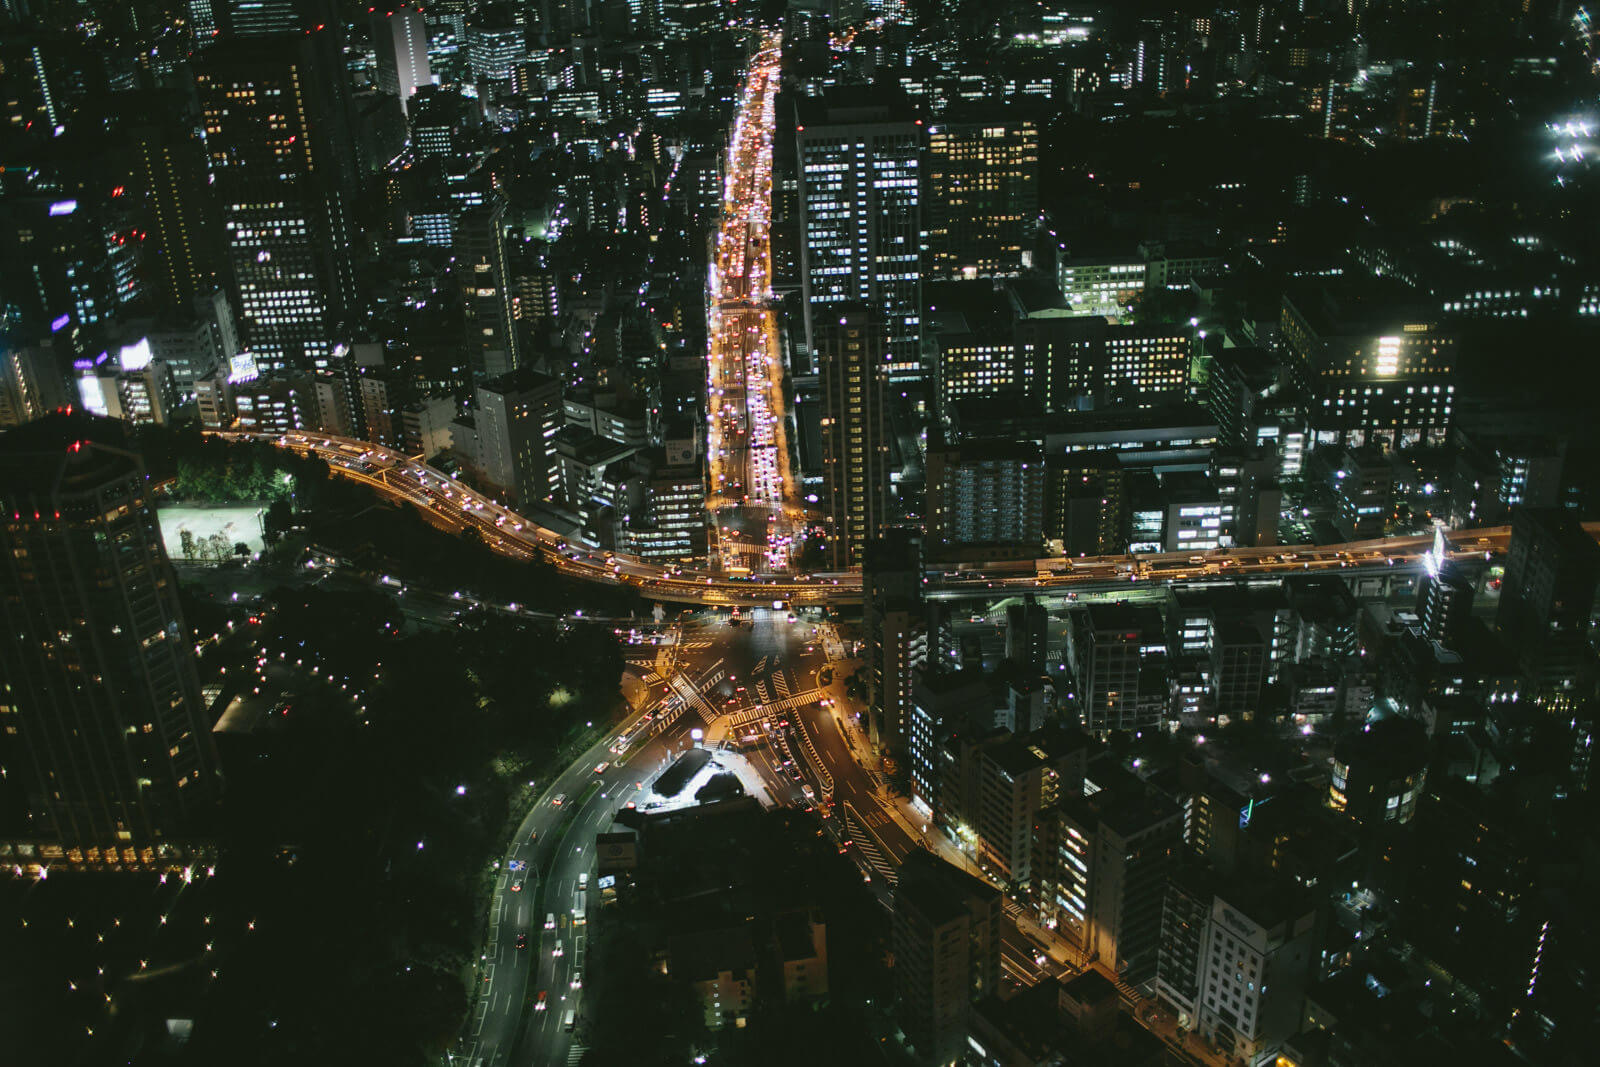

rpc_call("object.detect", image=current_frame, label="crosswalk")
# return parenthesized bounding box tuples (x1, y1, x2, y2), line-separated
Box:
(725, 688, 823, 729)
(843, 802, 898, 885)
(567, 1042, 586, 1064)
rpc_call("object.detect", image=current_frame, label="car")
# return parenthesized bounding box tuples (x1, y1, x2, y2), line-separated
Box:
(594, 762, 609, 774)
(552, 939, 564, 958)
(570, 971, 583, 990)
(535, 991, 548, 1012)
(545, 913, 556, 930)
(552, 793, 567, 807)
(515, 933, 528, 949)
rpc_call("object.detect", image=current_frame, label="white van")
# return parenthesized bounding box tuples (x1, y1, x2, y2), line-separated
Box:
(544, 913, 556, 930)
(578, 872, 588, 890)
(563, 1008, 576, 1032)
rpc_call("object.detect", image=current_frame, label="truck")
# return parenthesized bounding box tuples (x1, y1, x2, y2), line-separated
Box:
(1035, 558, 1069, 581)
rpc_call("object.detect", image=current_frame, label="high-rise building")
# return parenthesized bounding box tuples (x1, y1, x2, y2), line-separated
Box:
(1038, 769, 1182, 987)
(372, 6, 432, 115)
(458, 202, 520, 382)
(941, 728, 1087, 889)
(1019, 316, 1192, 411)
(1044, 453, 1126, 557)
(118, 102, 222, 314)
(1328, 717, 1428, 828)
(1418, 527, 1474, 650)
(796, 99, 922, 380)
(466, 10, 526, 89)
(863, 529, 926, 754)
(1158, 875, 1320, 1066)
(0, 340, 67, 428)
(0, 417, 220, 873)
(924, 439, 1044, 553)
(195, 33, 357, 373)
(817, 307, 891, 569)
(1496, 508, 1600, 697)
(907, 667, 986, 813)
(923, 119, 1038, 280)
(891, 851, 1002, 1066)
(1280, 286, 1456, 451)
(474, 367, 563, 507)
(1066, 603, 1167, 734)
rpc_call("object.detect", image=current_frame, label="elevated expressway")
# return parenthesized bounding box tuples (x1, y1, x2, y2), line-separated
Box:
(222, 430, 1564, 608)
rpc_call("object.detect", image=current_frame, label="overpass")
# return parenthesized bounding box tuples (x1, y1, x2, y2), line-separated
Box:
(214, 430, 1587, 609)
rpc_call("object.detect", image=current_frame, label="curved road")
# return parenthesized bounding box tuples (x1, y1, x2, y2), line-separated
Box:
(215, 431, 1549, 613)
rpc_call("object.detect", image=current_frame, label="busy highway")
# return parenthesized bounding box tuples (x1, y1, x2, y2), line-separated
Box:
(212, 429, 1561, 610)
(706, 32, 802, 575)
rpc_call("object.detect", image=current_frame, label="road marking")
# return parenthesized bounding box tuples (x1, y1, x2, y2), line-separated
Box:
(842, 802, 899, 884)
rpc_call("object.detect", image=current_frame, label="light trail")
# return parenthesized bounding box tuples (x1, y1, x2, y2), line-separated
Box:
(706, 33, 795, 575)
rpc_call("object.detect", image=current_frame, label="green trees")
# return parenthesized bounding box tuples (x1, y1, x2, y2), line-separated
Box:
(188, 589, 625, 1064)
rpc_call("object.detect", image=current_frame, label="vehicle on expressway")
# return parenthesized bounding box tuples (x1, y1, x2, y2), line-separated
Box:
(535, 991, 548, 1012)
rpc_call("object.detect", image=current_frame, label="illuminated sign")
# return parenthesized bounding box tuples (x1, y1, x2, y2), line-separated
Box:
(118, 337, 153, 372)
(48, 200, 77, 216)
(228, 352, 259, 383)
(77, 376, 108, 417)
(50, 314, 70, 332)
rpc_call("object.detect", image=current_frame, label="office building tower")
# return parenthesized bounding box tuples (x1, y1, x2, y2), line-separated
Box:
(818, 307, 890, 569)
(796, 99, 922, 380)
(907, 667, 986, 813)
(660, 0, 715, 38)
(1211, 450, 1280, 548)
(1039, 770, 1182, 987)
(195, 34, 357, 373)
(935, 335, 1027, 417)
(1006, 597, 1049, 676)
(1280, 287, 1456, 451)
(1448, 431, 1565, 528)
(924, 439, 1044, 554)
(1496, 508, 1600, 697)
(1418, 527, 1474, 650)
(120, 104, 222, 314)
(1159, 876, 1319, 1066)
(0, 417, 219, 873)
(1044, 453, 1125, 557)
(1020, 316, 1192, 411)
(923, 119, 1038, 280)
(217, 0, 331, 35)
(863, 529, 926, 754)
(466, 11, 526, 89)
(1328, 445, 1392, 541)
(0, 341, 67, 429)
(1066, 603, 1167, 734)
(1328, 717, 1428, 828)
(458, 202, 520, 381)
(475, 368, 563, 507)
(372, 6, 432, 115)
(1104, 323, 1192, 407)
(942, 729, 1087, 889)
(892, 851, 1002, 1066)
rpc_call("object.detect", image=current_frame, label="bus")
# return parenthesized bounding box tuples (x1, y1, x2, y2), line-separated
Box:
(563, 1009, 577, 1032)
